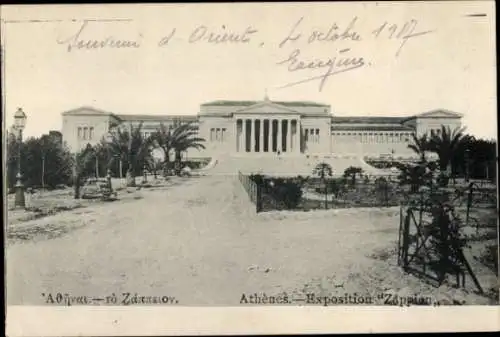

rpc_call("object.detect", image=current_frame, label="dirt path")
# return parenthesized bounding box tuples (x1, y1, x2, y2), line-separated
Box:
(6, 175, 496, 305)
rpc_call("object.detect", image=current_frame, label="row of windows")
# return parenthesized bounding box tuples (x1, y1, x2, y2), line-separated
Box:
(77, 127, 94, 141)
(304, 128, 320, 143)
(332, 132, 410, 143)
(210, 128, 227, 142)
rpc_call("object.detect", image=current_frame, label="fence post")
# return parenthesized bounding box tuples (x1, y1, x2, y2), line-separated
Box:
(384, 183, 389, 207)
(402, 208, 412, 270)
(256, 184, 262, 213)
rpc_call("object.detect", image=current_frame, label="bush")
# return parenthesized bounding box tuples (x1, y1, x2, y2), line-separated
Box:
(436, 172, 450, 187)
(252, 175, 303, 210)
(250, 174, 266, 187)
(343, 166, 364, 187)
(270, 179, 303, 209)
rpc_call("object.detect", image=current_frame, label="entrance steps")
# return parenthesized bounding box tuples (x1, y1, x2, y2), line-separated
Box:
(205, 154, 390, 176)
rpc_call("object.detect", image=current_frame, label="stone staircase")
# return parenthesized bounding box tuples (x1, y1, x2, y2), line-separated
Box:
(204, 154, 390, 176)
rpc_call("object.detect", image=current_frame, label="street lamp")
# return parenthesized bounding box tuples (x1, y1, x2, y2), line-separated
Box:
(142, 163, 148, 184)
(13, 108, 27, 209)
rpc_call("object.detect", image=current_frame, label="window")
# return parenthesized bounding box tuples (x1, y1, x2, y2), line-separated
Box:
(216, 128, 220, 141)
(210, 128, 215, 141)
(315, 128, 320, 143)
(77, 127, 82, 139)
(89, 127, 94, 140)
(221, 128, 226, 142)
(83, 127, 88, 140)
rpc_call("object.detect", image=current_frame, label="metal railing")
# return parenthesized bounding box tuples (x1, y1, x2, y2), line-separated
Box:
(238, 171, 262, 212)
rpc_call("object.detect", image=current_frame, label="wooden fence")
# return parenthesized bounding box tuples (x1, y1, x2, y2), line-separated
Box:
(238, 171, 262, 212)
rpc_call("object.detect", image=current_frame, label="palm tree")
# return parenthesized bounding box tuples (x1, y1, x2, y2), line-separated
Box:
(408, 132, 431, 162)
(313, 162, 333, 209)
(149, 123, 173, 177)
(343, 166, 364, 187)
(73, 145, 94, 199)
(106, 122, 149, 187)
(169, 122, 206, 176)
(428, 126, 472, 178)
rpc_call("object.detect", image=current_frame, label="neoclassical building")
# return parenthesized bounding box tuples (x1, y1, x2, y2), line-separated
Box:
(61, 97, 462, 160)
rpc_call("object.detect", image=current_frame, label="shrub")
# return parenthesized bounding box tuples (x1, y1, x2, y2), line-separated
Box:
(327, 178, 343, 198)
(374, 177, 390, 206)
(436, 172, 450, 187)
(343, 166, 364, 187)
(272, 179, 303, 209)
(250, 174, 266, 187)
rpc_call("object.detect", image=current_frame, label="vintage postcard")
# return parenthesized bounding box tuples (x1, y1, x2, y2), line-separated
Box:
(2, 1, 499, 335)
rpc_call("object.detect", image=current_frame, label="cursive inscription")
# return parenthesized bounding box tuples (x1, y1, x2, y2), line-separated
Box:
(279, 16, 362, 48)
(189, 25, 258, 44)
(276, 48, 366, 91)
(57, 21, 142, 52)
(372, 19, 434, 56)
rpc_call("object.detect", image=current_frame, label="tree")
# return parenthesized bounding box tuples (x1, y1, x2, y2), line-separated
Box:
(343, 166, 364, 188)
(313, 162, 333, 209)
(72, 145, 95, 199)
(7, 132, 74, 191)
(427, 126, 472, 184)
(149, 123, 173, 177)
(408, 133, 431, 162)
(169, 122, 206, 176)
(106, 122, 150, 187)
(450, 137, 496, 181)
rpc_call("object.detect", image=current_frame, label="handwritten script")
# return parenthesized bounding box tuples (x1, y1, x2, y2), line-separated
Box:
(56, 17, 435, 92)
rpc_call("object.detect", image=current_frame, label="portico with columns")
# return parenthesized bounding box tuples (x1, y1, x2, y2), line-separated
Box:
(198, 98, 332, 157)
(234, 115, 301, 155)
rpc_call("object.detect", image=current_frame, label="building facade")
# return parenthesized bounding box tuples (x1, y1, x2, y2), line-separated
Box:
(61, 98, 462, 159)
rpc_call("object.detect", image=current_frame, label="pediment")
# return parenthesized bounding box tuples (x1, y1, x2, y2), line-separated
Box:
(62, 106, 114, 116)
(415, 109, 463, 119)
(234, 101, 299, 114)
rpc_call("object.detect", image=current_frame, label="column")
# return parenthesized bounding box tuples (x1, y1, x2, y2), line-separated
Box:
(276, 119, 282, 152)
(235, 120, 239, 152)
(268, 119, 272, 152)
(259, 119, 264, 153)
(242, 119, 247, 152)
(286, 120, 292, 153)
(250, 118, 255, 153)
(295, 119, 300, 153)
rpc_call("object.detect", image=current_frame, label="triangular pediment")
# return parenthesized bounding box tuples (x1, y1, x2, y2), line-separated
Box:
(234, 101, 299, 114)
(62, 106, 114, 116)
(415, 109, 463, 119)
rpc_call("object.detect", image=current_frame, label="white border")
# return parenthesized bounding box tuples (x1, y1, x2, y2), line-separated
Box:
(6, 306, 500, 335)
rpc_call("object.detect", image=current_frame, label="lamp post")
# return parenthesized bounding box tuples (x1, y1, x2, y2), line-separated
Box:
(465, 148, 470, 183)
(13, 108, 27, 209)
(142, 163, 148, 184)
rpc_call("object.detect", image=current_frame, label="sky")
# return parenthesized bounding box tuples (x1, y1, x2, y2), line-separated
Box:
(1, 2, 497, 140)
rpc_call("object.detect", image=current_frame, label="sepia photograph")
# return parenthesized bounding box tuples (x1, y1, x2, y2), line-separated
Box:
(2, 1, 498, 335)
